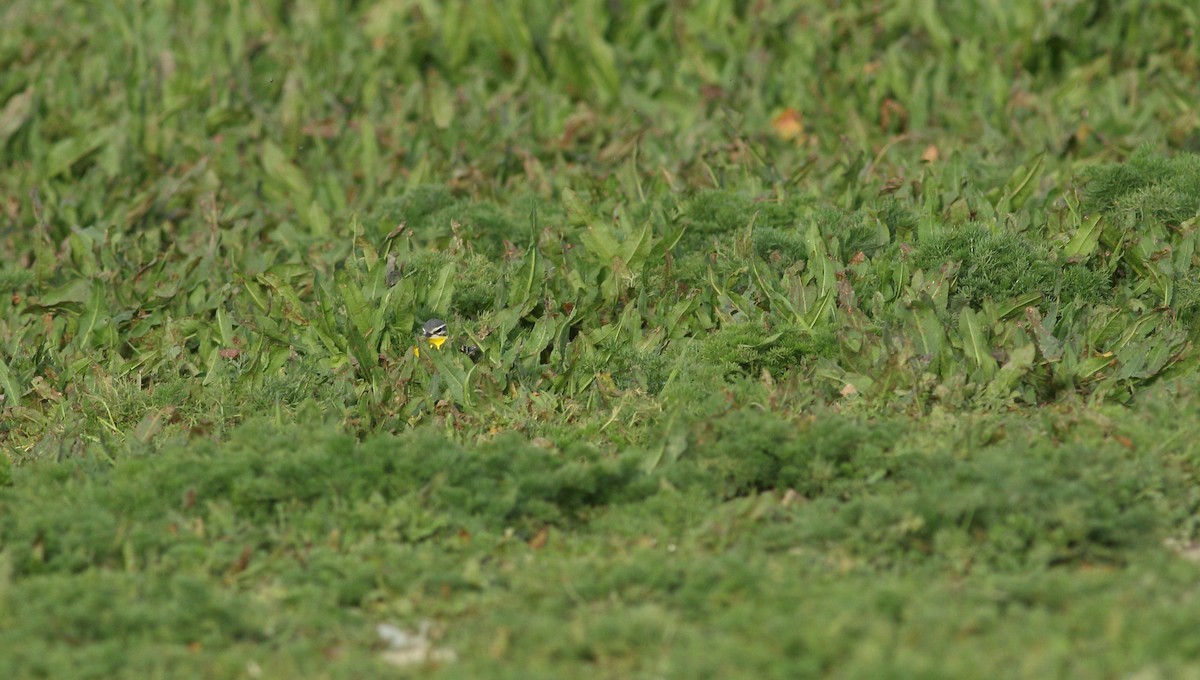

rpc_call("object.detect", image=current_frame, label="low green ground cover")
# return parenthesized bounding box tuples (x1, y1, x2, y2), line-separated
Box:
(3, 383, 1200, 677)
(3, 0, 1200, 677)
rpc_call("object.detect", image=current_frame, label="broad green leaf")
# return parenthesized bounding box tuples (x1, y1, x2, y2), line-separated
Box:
(804, 221, 837, 294)
(522, 315, 558, 361)
(959, 308, 998, 379)
(344, 314, 377, 375)
(645, 418, 688, 472)
(561, 187, 593, 228)
(995, 152, 1045, 213)
(75, 282, 108, 349)
(256, 272, 309, 326)
(371, 283, 405, 351)
(390, 278, 418, 350)
(241, 277, 269, 312)
(1110, 311, 1161, 352)
(261, 141, 312, 204)
(801, 288, 834, 330)
(46, 127, 111, 178)
(0, 87, 33, 144)
(425, 342, 472, 407)
(906, 303, 943, 358)
(984, 343, 1036, 398)
(915, 0, 952, 48)
(407, 155, 431, 189)
(990, 291, 1043, 323)
(620, 210, 655, 270)
(37, 278, 92, 307)
(359, 118, 381, 193)
(648, 219, 687, 261)
(507, 247, 539, 309)
(908, 260, 958, 314)
(305, 200, 331, 235)
(426, 70, 454, 130)
(1064, 214, 1104, 260)
(1117, 335, 1182, 380)
(132, 407, 173, 444)
(586, 34, 620, 102)
(750, 258, 799, 323)
(1075, 353, 1116, 381)
(1025, 307, 1063, 362)
(308, 285, 345, 355)
(663, 295, 701, 338)
(265, 263, 312, 281)
(707, 268, 753, 322)
(0, 356, 22, 408)
(216, 305, 235, 347)
(336, 270, 374, 340)
(442, 1, 473, 68)
(202, 347, 224, 387)
(1158, 345, 1200, 382)
(579, 221, 622, 264)
(424, 262, 456, 314)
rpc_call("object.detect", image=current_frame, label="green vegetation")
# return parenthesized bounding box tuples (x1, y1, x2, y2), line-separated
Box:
(2, 0, 1200, 677)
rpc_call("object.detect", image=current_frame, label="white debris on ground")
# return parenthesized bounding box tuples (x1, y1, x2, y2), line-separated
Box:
(377, 620, 458, 667)
(1165, 538, 1200, 562)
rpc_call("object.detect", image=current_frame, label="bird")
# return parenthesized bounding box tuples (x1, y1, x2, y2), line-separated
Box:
(414, 318, 448, 357)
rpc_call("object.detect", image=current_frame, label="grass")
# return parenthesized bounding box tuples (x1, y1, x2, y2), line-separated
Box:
(3, 0, 1200, 677)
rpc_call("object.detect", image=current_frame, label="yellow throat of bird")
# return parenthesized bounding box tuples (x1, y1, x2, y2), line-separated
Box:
(414, 335, 448, 357)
